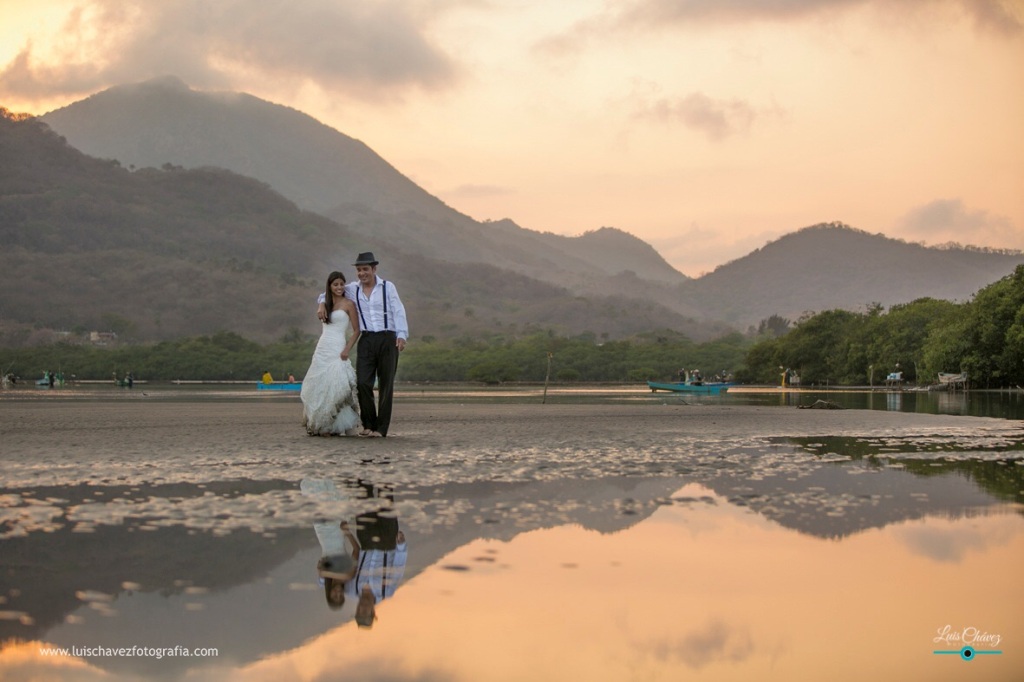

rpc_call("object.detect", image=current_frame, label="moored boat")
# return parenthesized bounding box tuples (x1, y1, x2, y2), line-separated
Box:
(647, 380, 731, 395)
(257, 381, 302, 391)
(935, 371, 968, 391)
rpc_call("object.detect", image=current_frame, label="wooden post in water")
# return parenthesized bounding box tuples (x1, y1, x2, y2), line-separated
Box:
(543, 352, 553, 404)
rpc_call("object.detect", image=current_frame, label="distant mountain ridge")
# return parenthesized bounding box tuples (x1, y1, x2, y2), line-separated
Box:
(0, 110, 719, 344)
(40, 75, 443, 218)
(689, 223, 1024, 326)
(7, 77, 1023, 339)
(41, 76, 687, 288)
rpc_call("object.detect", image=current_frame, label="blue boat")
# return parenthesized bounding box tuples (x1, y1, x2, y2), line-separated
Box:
(647, 380, 731, 395)
(257, 381, 302, 391)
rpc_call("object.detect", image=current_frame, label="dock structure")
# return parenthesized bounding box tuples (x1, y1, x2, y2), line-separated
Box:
(884, 371, 903, 389)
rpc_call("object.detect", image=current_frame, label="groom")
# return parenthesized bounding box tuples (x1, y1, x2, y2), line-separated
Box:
(318, 252, 409, 437)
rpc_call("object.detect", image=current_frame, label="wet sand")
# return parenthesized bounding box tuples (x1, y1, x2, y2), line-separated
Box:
(1, 397, 1009, 456)
(2, 397, 1017, 490)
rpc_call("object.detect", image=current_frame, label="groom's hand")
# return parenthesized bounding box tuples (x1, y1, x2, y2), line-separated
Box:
(317, 302, 327, 322)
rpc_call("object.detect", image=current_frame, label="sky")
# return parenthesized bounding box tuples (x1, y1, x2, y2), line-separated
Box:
(1, 0, 1022, 276)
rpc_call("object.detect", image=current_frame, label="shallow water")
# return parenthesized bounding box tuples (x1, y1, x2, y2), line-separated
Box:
(412, 383, 1024, 420)
(0, 388, 1021, 681)
(7, 379, 1024, 422)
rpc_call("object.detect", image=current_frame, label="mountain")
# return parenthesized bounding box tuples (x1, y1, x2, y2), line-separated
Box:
(0, 110, 719, 345)
(37, 75, 448, 220)
(40, 76, 687, 289)
(8, 77, 1024, 343)
(0, 110, 348, 342)
(689, 223, 1024, 327)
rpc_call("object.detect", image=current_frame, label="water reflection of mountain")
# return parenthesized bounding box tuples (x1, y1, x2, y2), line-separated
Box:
(0, 522, 310, 643)
(0, 479, 299, 642)
(695, 451, 1021, 540)
(0, 475, 685, 676)
(789, 435, 1024, 504)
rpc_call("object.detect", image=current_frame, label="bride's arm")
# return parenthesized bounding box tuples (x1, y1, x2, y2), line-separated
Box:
(316, 292, 328, 322)
(340, 300, 361, 361)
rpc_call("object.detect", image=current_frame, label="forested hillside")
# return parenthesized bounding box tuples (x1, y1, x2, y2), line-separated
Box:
(0, 109, 727, 346)
(41, 76, 690, 291)
(35, 77, 1024, 332)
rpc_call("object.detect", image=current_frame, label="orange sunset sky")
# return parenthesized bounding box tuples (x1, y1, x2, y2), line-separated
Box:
(1, 0, 1022, 276)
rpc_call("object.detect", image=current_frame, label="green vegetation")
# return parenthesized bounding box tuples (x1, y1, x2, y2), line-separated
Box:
(1, 330, 750, 384)
(1, 331, 315, 383)
(739, 265, 1024, 387)
(6, 266, 1020, 386)
(401, 331, 747, 383)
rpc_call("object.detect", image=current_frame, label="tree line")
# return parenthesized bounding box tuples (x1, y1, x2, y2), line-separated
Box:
(1, 329, 748, 385)
(2, 331, 312, 383)
(4, 266, 1020, 387)
(740, 265, 1024, 387)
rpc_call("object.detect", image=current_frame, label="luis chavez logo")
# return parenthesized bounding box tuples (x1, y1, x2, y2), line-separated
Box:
(933, 625, 1003, 661)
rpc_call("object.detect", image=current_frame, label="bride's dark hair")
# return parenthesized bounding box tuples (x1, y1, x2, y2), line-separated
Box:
(323, 271, 346, 324)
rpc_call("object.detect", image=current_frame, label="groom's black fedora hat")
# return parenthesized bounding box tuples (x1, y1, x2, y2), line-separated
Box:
(353, 252, 379, 266)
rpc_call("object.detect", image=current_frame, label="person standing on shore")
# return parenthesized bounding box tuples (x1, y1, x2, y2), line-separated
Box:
(303, 271, 361, 436)
(317, 252, 408, 438)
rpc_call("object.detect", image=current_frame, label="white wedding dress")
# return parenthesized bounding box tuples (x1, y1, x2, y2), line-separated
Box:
(301, 310, 359, 435)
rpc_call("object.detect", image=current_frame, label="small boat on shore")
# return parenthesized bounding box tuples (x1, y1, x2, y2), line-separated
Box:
(935, 372, 968, 391)
(647, 380, 731, 395)
(257, 381, 302, 391)
(649, 367, 731, 395)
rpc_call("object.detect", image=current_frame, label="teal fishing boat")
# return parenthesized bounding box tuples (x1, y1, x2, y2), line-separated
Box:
(647, 380, 731, 395)
(257, 382, 302, 391)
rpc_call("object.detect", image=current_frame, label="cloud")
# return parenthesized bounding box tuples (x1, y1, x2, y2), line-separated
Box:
(0, 0, 459, 104)
(637, 92, 758, 140)
(612, 0, 1022, 32)
(534, 1, 866, 61)
(898, 199, 1019, 248)
(616, 0, 864, 25)
(542, 0, 1022, 53)
(894, 518, 1017, 563)
(961, 0, 1024, 36)
(642, 619, 755, 669)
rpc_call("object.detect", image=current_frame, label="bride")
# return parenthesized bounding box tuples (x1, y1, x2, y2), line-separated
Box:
(301, 271, 361, 436)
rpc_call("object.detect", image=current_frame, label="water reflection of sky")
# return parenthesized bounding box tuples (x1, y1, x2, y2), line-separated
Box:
(3, 479, 1022, 680)
(1, 395, 1022, 681)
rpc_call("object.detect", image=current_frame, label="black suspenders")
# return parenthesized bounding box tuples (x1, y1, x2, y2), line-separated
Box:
(355, 280, 388, 331)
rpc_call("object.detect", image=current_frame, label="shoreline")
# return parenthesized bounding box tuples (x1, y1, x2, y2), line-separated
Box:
(4, 379, 1021, 392)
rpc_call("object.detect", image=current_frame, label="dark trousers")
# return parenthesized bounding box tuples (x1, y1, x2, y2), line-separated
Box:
(354, 477, 397, 548)
(356, 332, 399, 436)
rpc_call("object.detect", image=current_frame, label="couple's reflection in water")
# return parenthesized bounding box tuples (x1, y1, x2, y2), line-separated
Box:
(301, 477, 408, 628)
